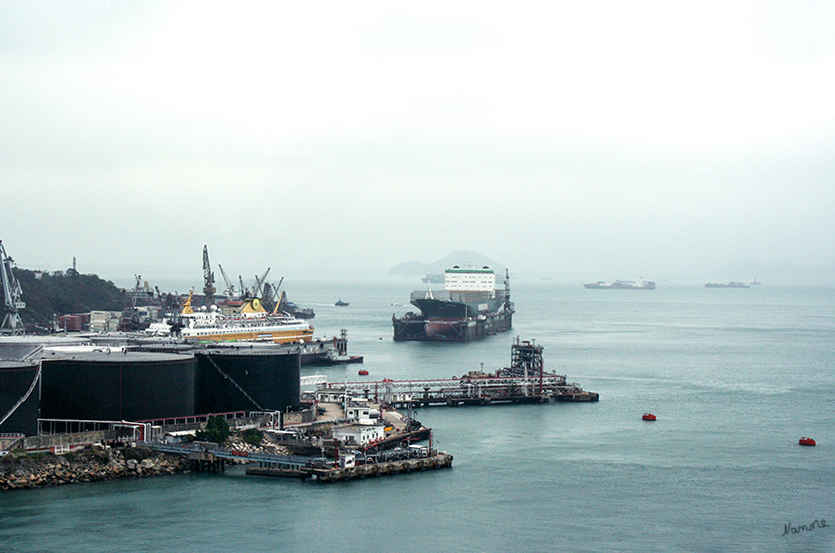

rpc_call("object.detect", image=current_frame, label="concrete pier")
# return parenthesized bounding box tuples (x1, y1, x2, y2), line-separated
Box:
(309, 453, 453, 483)
(188, 451, 226, 473)
(245, 454, 454, 482)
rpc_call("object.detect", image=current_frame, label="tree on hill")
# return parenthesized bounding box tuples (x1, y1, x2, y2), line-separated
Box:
(14, 269, 127, 329)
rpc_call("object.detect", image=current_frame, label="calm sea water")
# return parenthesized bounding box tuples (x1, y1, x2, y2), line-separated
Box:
(2, 278, 833, 553)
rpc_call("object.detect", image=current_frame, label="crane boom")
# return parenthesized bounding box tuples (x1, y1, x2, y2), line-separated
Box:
(218, 264, 237, 298)
(272, 277, 284, 301)
(202, 245, 216, 299)
(274, 291, 287, 314)
(253, 267, 270, 298)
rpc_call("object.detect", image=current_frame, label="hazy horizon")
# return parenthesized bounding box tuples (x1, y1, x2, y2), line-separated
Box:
(4, 2, 834, 288)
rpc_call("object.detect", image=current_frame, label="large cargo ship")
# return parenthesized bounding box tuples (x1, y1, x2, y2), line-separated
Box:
(392, 266, 514, 341)
(584, 278, 655, 290)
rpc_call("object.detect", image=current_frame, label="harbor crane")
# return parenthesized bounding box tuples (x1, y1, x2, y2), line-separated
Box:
(252, 267, 271, 298)
(218, 264, 239, 299)
(271, 277, 284, 303)
(202, 245, 216, 303)
(118, 275, 145, 332)
(267, 277, 284, 313)
(0, 240, 25, 335)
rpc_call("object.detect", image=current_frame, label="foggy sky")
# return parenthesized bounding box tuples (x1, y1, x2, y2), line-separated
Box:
(3, 1, 834, 286)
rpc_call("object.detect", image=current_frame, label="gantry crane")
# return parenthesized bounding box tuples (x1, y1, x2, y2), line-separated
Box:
(0, 240, 25, 335)
(218, 264, 239, 299)
(202, 245, 216, 304)
(252, 267, 271, 298)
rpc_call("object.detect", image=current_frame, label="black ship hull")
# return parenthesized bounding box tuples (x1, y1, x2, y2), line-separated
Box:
(392, 309, 513, 342)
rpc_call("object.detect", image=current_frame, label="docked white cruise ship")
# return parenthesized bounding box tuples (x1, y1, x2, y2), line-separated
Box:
(178, 295, 314, 344)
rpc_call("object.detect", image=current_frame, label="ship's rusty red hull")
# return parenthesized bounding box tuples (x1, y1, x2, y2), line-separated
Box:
(392, 310, 513, 342)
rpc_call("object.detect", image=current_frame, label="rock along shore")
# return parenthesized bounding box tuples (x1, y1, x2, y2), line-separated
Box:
(0, 446, 189, 491)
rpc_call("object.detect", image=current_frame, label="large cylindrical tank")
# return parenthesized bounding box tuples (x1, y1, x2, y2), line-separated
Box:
(195, 348, 300, 414)
(0, 361, 40, 436)
(40, 351, 196, 421)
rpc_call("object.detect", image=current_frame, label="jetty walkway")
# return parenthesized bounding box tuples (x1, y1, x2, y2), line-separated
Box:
(142, 441, 312, 472)
(141, 441, 452, 482)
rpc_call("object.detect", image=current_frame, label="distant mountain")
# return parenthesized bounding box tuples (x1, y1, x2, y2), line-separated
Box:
(388, 251, 505, 276)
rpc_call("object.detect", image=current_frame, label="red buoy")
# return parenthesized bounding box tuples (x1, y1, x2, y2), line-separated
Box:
(358, 369, 369, 376)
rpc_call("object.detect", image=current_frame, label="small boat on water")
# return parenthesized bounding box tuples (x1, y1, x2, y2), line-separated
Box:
(799, 437, 816, 446)
(335, 299, 349, 306)
(642, 413, 657, 421)
(358, 369, 369, 376)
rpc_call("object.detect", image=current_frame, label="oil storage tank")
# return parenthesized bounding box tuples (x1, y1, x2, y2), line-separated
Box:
(195, 347, 300, 414)
(40, 350, 196, 422)
(0, 360, 41, 436)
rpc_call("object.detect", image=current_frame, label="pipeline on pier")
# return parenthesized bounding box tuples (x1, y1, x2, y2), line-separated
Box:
(316, 338, 599, 407)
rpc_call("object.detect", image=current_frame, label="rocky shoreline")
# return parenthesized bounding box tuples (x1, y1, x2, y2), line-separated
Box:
(0, 446, 189, 491)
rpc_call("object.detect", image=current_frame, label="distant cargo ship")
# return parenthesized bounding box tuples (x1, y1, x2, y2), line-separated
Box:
(705, 281, 750, 288)
(393, 265, 514, 341)
(584, 279, 655, 290)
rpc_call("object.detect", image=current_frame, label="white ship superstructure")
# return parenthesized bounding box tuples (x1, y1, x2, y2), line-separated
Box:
(178, 295, 313, 344)
(444, 265, 496, 295)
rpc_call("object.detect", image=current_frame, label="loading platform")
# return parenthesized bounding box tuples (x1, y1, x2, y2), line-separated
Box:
(317, 374, 598, 409)
(316, 338, 598, 407)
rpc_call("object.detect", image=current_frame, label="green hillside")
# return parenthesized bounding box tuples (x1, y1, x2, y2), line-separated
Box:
(13, 269, 127, 330)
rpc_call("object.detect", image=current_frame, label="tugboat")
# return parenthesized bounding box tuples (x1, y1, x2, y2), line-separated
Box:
(642, 413, 657, 421)
(799, 437, 816, 446)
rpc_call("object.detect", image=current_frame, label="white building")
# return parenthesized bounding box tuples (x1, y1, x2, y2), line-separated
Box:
(345, 404, 380, 421)
(90, 311, 122, 332)
(332, 424, 385, 446)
